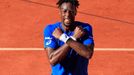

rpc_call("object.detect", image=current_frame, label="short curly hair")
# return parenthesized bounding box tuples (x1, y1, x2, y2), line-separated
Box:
(56, 0, 79, 8)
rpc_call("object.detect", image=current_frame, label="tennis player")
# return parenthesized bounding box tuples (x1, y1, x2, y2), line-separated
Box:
(44, 0, 94, 75)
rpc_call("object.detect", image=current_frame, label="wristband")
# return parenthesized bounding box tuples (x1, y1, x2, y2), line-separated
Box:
(70, 36, 77, 41)
(59, 33, 70, 43)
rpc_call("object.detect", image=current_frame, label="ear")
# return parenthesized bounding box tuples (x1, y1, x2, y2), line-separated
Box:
(58, 11, 60, 15)
(74, 8, 77, 16)
(75, 11, 77, 16)
(58, 7, 62, 15)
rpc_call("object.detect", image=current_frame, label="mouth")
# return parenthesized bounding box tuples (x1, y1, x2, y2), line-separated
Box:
(65, 18, 70, 23)
(64, 18, 72, 25)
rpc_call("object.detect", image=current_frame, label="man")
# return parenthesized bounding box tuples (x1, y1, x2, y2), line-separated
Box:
(44, 0, 94, 75)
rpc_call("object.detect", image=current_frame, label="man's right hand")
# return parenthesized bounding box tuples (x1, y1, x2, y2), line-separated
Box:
(73, 26, 85, 39)
(52, 28, 63, 39)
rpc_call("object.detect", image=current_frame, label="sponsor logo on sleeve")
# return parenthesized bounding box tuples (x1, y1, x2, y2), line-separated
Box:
(45, 37, 52, 45)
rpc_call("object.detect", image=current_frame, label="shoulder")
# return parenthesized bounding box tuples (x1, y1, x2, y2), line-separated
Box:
(44, 22, 61, 33)
(75, 21, 93, 31)
(44, 22, 61, 30)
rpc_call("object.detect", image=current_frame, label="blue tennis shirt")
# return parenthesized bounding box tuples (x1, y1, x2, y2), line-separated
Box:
(44, 21, 94, 75)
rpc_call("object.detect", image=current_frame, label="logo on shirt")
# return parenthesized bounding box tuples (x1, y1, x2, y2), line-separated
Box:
(45, 37, 52, 45)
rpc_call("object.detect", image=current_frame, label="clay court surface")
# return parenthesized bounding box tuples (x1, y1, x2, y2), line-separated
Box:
(0, 0, 134, 75)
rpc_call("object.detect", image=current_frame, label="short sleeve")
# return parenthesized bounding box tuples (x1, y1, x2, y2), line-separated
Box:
(82, 25, 94, 45)
(44, 25, 57, 49)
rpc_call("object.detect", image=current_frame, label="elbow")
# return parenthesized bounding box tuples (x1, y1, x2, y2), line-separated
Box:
(87, 53, 93, 59)
(86, 46, 94, 59)
(85, 54, 91, 59)
(49, 60, 56, 66)
(85, 50, 94, 59)
(48, 54, 58, 66)
(49, 58, 58, 66)
(85, 53, 93, 59)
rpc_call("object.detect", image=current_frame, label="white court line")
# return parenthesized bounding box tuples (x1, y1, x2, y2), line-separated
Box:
(0, 48, 44, 50)
(0, 48, 134, 51)
(95, 48, 134, 51)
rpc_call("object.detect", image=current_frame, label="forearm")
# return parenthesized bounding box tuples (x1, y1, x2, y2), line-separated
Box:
(49, 44, 70, 65)
(66, 38, 94, 59)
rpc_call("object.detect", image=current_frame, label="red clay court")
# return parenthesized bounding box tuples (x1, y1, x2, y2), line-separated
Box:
(0, 0, 134, 75)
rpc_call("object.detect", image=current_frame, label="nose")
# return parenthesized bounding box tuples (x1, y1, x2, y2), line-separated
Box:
(65, 11, 70, 18)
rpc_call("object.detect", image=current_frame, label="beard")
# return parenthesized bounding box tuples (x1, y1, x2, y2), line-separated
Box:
(63, 19, 74, 27)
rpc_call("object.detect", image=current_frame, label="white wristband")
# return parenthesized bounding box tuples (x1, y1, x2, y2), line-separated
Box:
(59, 33, 70, 43)
(70, 36, 77, 41)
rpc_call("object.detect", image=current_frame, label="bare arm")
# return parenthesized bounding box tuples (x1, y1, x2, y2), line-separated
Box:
(46, 28, 70, 65)
(66, 26, 94, 59)
(46, 44, 70, 66)
(66, 39, 94, 59)
(52, 27, 94, 59)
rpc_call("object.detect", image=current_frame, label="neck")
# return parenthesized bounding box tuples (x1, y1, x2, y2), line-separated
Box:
(61, 22, 76, 31)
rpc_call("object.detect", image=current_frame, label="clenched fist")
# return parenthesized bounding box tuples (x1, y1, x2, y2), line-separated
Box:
(52, 28, 63, 39)
(73, 26, 85, 39)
